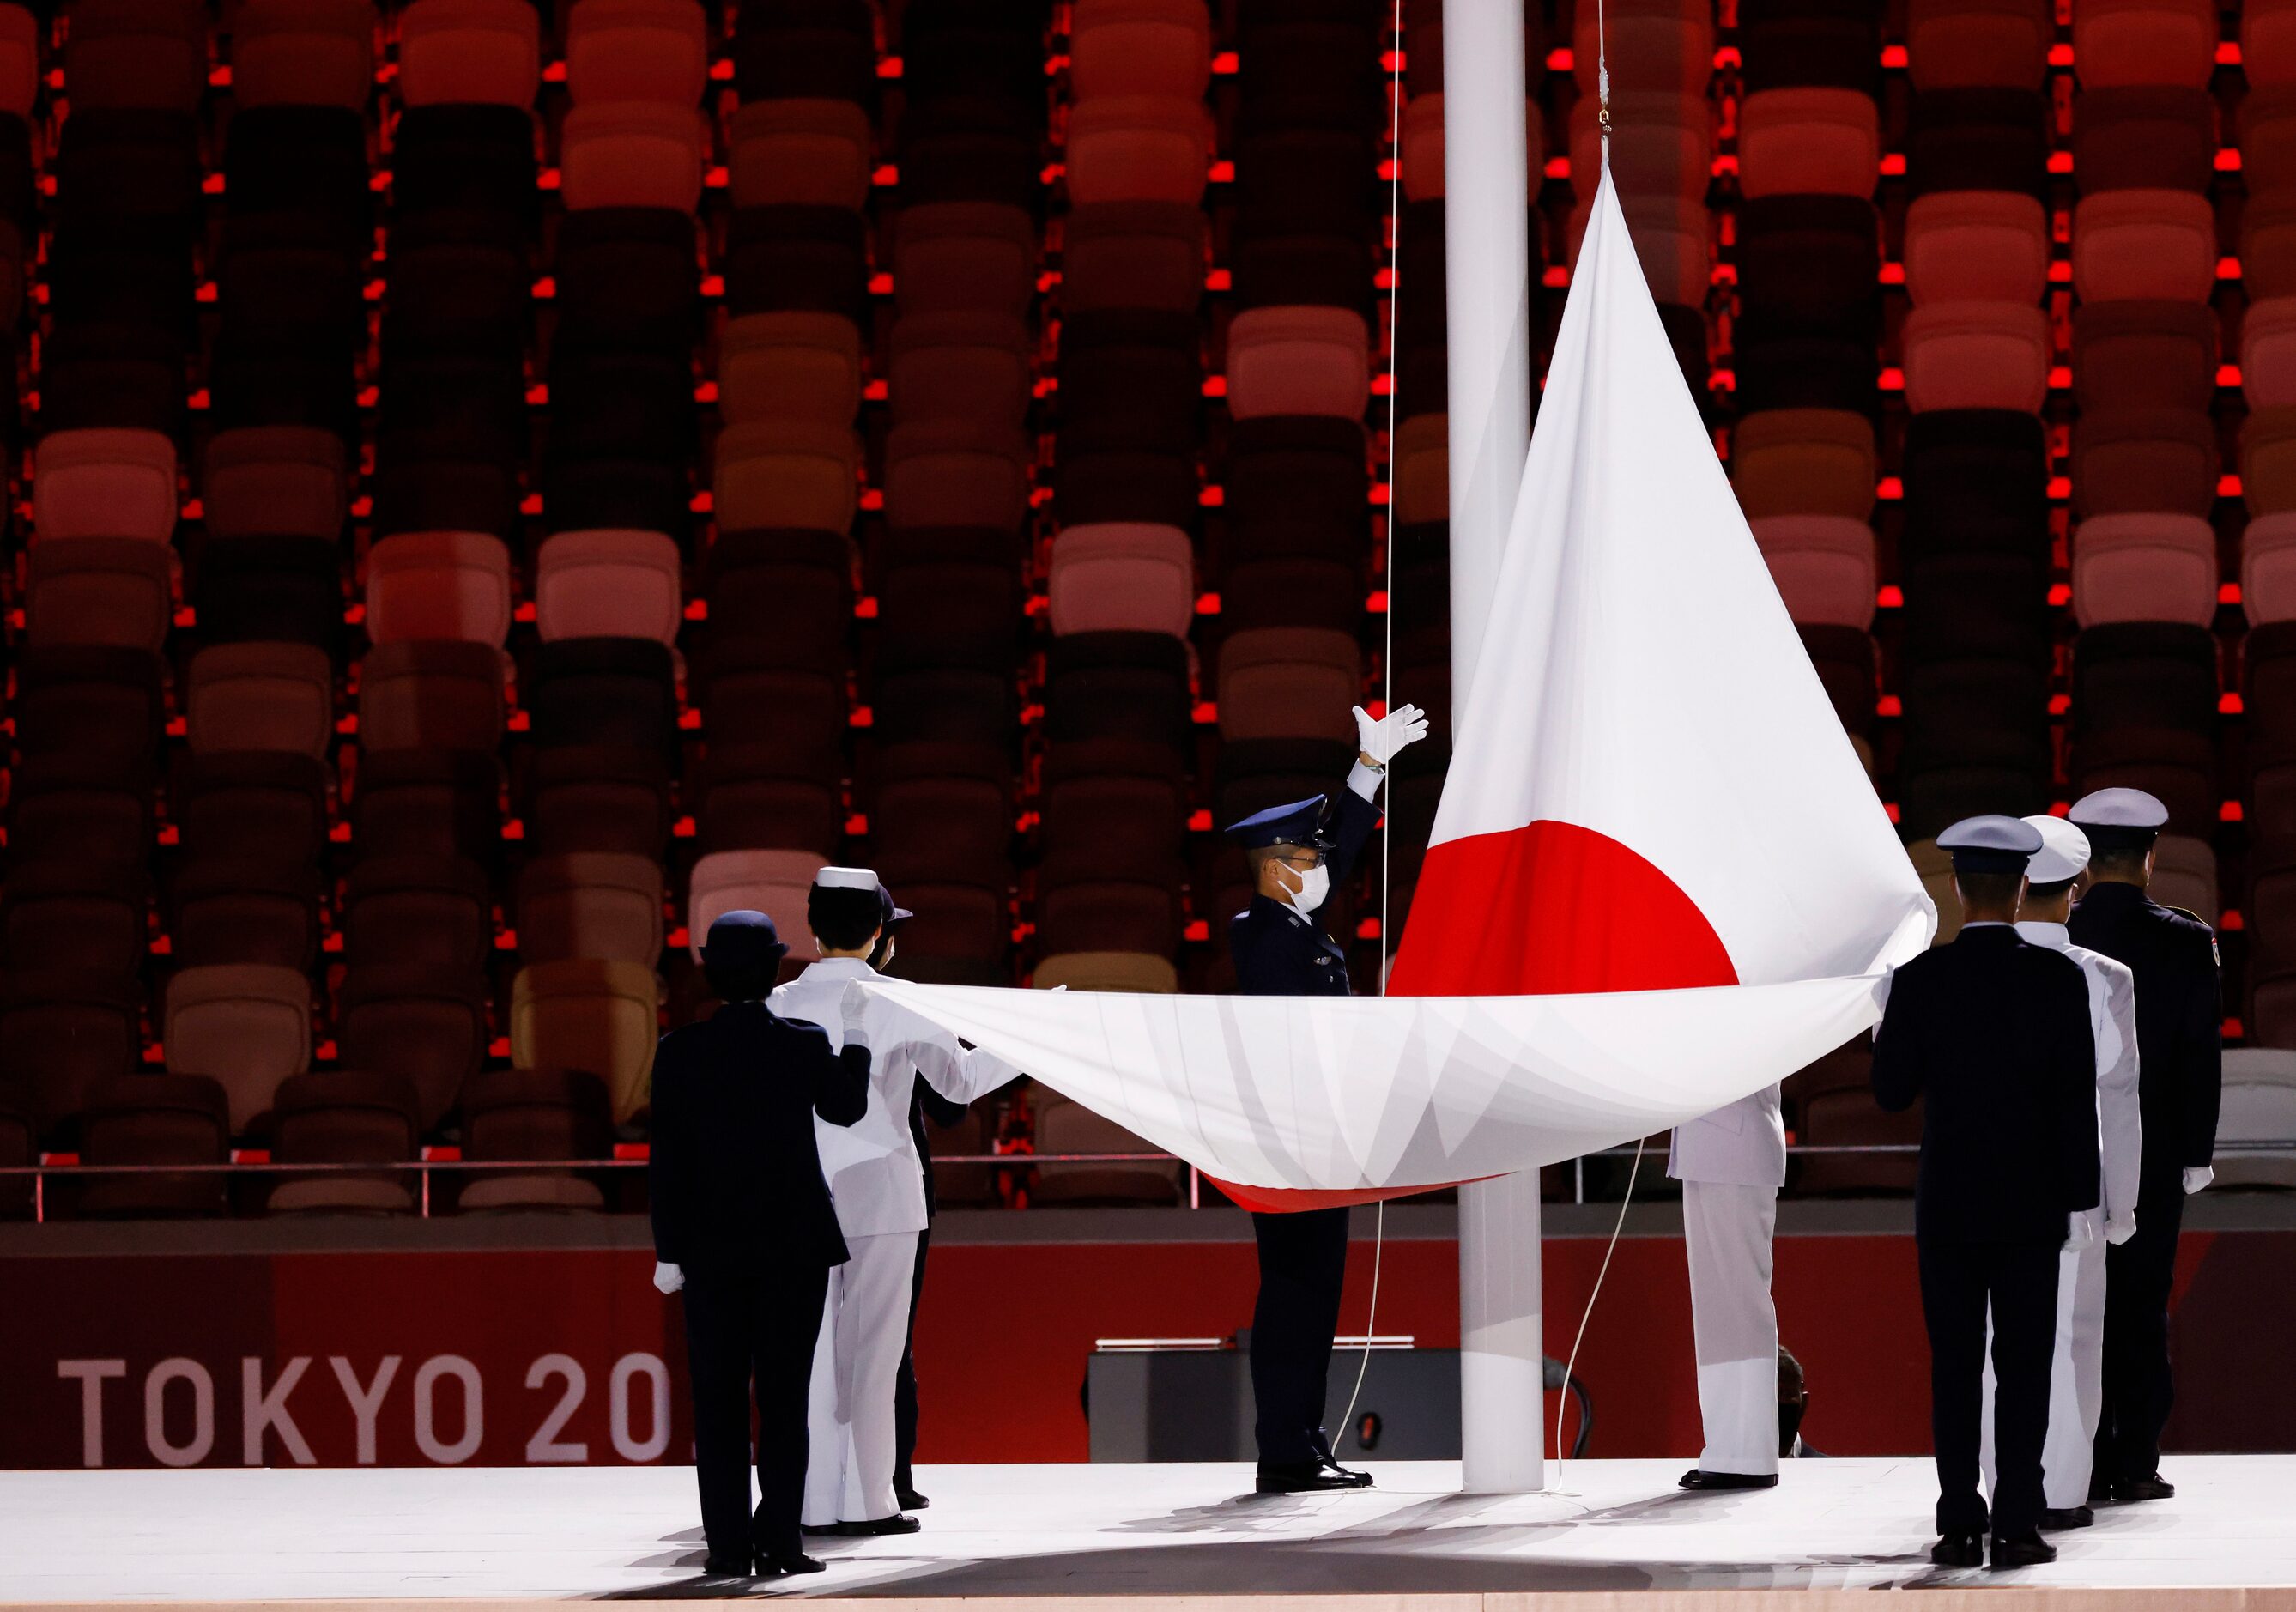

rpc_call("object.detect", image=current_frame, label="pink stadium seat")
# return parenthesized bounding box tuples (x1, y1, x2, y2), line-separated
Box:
(509, 959, 660, 1123)
(881, 419, 1034, 530)
(0, 3, 38, 118)
(1568, 92, 1711, 203)
(1070, 0, 1210, 100)
(397, 0, 541, 107)
(2072, 0, 2220, 90)
(517, 852, 666, 966)
(184, 643, 336, 760)
(1574, 0, 1712, 99)
(1750, 515, 1879, 629)
(2247, 407, 2296, 515)
(1400, 93, 1448, 203)
(202, 427, 348, 539)
(890, 202, 1039, 318)
(228, 0, 374, 111)
(1899, 301, 2051, 413)
(33, 428, 179, 543)
(1906, 0, 2051, 90)
(558, 103, 706, 214)
(1064, 95, 1213, 207)
(64, 0, 209, 113)
(2245, 512, 2296, 624)
(1216, 628, 1361, 743)
(364, 531, 515, 645)
(337, 965, 491, 1131)
(534, 529, 684, 646)
(2247, 299, 2296, 409)
(1223, 306, 1370, 421)
(1736, 89, 1881, 200)
(357, 639, 508, 754)
(2250, 0, 2296, 87)
(163, 963, 313, 1132)
(1902, 191, 2050, 306)
(2075, 300, 2217, 415)
(2072, 513, 2220, 628)
(2072, 191, 2219, 305)
(1565, 191, 1708, 307)
(1048, 522, 1196, 638)
(564, 0, 707, 106)
(1061, 201, 1204, 313)
(1731, 409, 1877, 520)
(712, 420, 864, 534)
(2243, 88, 2296, 202)
(2073, 408, 2221, 518)
(716, 312, 864, 427)
(687, 850, 824, 964)
(1391, 413, 1449, 526)
(2247, 197, 2296, 300)
(729, 100, 875, 211)
(24, 538, 175, 652)
(889, 310, 1033, 426)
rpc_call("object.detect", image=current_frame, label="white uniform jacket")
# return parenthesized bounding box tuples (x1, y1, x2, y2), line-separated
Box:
(1668, 1082, 1788, 1190)
(770, 958, 1020, 1239)
(2014, 920, 2142, 1225)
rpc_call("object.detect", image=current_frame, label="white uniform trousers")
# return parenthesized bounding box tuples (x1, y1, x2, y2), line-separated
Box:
(803, 1229, 918, 1526)
(1683, 1179, 1781, 1477)
(1981, 1208, 2108, 1510)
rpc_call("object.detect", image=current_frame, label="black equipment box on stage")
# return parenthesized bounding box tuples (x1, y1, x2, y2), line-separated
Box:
(1087, 1346, 1462, 1462)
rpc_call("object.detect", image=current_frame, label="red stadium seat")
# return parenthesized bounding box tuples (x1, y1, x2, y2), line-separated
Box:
(2250, 0, 2296, 88)
(2072, 0, 2220, 90)
(1731, 408, 1878, 520)
(228, 0, 374, 112)
(527, 744, 675, 858)
(1070, 0, 1211, 100)
(1567, 91, 1712, 203)
(1216, 627, 1360, 744)
(267, 1070, 423, 1214)
(1030, 1091, 1184, 1203)
(1906, 0, 2051, 91)
(0, 861, 148, 977)
(397, 0, 541, 108)
(1751, 515, 1880, 628)
(0, 3, 36, 118)
(2074, 300, 2217, 415)
(341, 855, 496, 971)
(889, 202, 1039, 318)
(516, 852, 666, 966)
(2246, 512, 2296, 625)
(1061, 201, 1205, 313)
(33, 427, 179, 542)
(338, 965, 492, 1132)
(64, 0, 209, 114)
(534, 529, 685, 647)
(365, 531, 514, 646)
(716, 311, 864, 426)
(76, 1075, 233, 1218)
(729, 99, 875, 211)
(564, 0, 708, 106)
(2073, 513, 2220, 628)
(23, 538, 175, 652)
(881, 419, 1033, 530)
(1574, 0, 1711, 99)
(168, 857, 322, 970)
(2072, 407, 2220, 518)
(1902, 191, 2049, 306)
(1222, 306, 1370, 421)
(694, 742, 843, 857)
(184, 642, 336, 760)
(163, 962, 313, 1132)
(1390, 413, 1449, 527)
(458, 1066, 615, 1210)
(202, 426, 349, 539)
(558, 103, 706, 214)
(1565, 191, 1709, 308)
(2246, 299, 2296, 410)
(1065, 95, 1212, 207)
(889, 310, 1034, 426)
(350, 748, 503, 864)
(2072, 191, 2219, 304)
(1049, 522, 1196, 638)
(358, 639, 508, 754)
(712, 420, 864, 534)
(1736, 88, 1881, 199)
(1900, 302, 2051, 414)
(2247, 408, 2296, 516)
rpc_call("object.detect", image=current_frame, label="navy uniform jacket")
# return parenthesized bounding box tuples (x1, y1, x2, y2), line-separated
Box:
(649, 1001, 872, 1276)
(908, 1075, 971, 1224)
(1230, 785, 1380, 997)
(1871, 925, 2101, 1244)
(2067, 881, 2223, 1203)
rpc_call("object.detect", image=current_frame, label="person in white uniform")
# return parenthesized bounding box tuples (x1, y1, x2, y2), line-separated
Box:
(773, 868, 1021, 1537)
(1671, 1081, 1789, 1490)
(1980, 815, 2142, 1530)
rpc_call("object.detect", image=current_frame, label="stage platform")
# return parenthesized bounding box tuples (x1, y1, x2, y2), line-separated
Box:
(7, 1458, 2296, 1609)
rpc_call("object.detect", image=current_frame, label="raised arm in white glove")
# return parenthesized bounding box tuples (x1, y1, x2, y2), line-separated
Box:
(652, 1261, 684, 1294)
(2184, 1166, 2214, 1195)
(2105, 1211, 2138, 1246)
(2064, 1214, 2097, 1252)
(1353, 703, 1429, 769)
(839, 978, 873, 1051)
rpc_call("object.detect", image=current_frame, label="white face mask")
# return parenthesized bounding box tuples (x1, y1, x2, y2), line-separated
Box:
(1283, 862, 1330, 914)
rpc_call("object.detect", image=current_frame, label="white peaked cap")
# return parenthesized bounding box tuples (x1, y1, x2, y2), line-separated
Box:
(2020, 815, 2092, 884)
(813, 866, 879, 890)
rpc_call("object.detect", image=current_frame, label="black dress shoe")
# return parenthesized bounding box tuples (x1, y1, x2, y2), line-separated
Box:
(1930, 1533, 1985, 1568)
(799, 1522, 845, 1537)
(1678, 1468, 1779, 1491)
(2039, 1506, 2094, 1530)
(2112, 1473, 2176, 1502)
(701, 1554, 754, 1577)
(1990, 1531, 2058, 1569)
(895, 1487, 930, 1510)
(757, 1554, 826, 1577)
(1257, 1460, 1373, 1494)
(837, 1513, 922, 1536)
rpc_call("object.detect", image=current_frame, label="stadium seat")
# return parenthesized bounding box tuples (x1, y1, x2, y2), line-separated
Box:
(163, 963, 312, 1131)
(1070, 0, 1211, 100)
(2073, 513, 2220, 628)
(2251, 0, 2296, 87)
(534, 530, 684, 647)
(1566, 91, 1711, 202)
(2074, 300, 2218, 416)
(341, 855, 496, 971)
(0, 970, 146, 1143)
(2247, 512, 2296, 624)
(168, 857, 321, 970)
(191, 536, 342, 648)
(565, 0, 707, 106)
(76, 1075, 232, 1218)
(184, 643, 336, 760)
(1899, 302, 2051, 413)
(0, 861, 148, 978)
(2072, 408, 2220, 518)
(1902, 191, 2050, 306)
(2210, 1049, 2296, 1187)
(733, 0, 875, 102)
(458, 1066, 615, 1210)
(2248, 409, 2296, 516)
(558, 103, 706, 214)
(1905, 0, 2051, 90)
(712, 419, 864, 534)
(5, 754, 154, 871)
(357, 639, 508, 754)
(1563, 191, 1709, 308)
(364, 531, 515, 646)
(2075, 87, 2218, 195)
(1029, 1091, 1183, 1205)
(0, 3, 36, 118)
(729, 99, 875, 211)
(889, 310, 1033, 426)
(1223, 307, 1370, 421)
(1060, 201, 1205, 313)
(881, 419, 1033, 530)
(1751, 516, 1880, 628)
(24, 538, 174, 652)
(397, 0, 542, 108)
(2149, 833, 2220, 921)
(1048, 523, 1196, 639)
(172, 750, 330, 869)
(1572, 0, 1708, 98)
(509, 961, 660, 1124)
(2071, 191, 2219, 305)
(523, 638, 679, 757)
(2245, 299, 2296, 411)
(694, 742, 841, 857)
(337, 965, 493, 1132)
(228, 0, 374, 111)
(1731, 409, 1877, 520)
(688, 849, 827, 965)
(350, 748, 503, 864)
(724, 203, 868, 324)
(33, 427, 179, 542)
(1389, 412, 1448, 527)
(1216, 628, 1361, 744)
(716, 312, 865, 427)
(516, 853, 665, 967)
(64, 0, 209, 114)
(1065, 95, 1212, 207)
(527, 743, 676, 858)
(889, 201, 1039, 318)
(1045, 630, 1192, 752)
(1736, 89, 1881, 199)
(267, 1069, 424, 1214)
(2071, 0, 2220, 90)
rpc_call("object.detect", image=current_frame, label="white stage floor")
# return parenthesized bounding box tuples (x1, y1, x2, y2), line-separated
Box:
(4, 1457, 2295, 1604)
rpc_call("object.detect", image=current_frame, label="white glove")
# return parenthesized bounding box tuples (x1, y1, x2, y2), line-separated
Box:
(652, 1261, 684, 1294)
(1353, 702, 1429, 767)
(2105, 1212, 2138, 1246)
(2184, 1166, 2214, 1195)
(2064, 1214, 2096, 1251)
(838, 978, 872, 1048)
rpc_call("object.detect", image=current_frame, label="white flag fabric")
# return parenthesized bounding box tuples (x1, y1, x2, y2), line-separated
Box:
(850, 167, 1931, 1204)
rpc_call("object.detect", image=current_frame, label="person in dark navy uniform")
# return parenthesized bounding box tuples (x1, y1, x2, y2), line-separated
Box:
(2065, 787, 2224, 1506)
(1227, 701, 1427, 1494)
(1872, 815, 2100, 1572)
(650, 911, 872, 1579)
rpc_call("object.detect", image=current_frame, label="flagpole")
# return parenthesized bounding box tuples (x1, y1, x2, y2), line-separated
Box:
(1439, 0, 1544, 1494)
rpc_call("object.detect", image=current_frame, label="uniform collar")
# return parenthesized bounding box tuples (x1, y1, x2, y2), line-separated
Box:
(2014, 919, 2070, 951)
(798, 956, 879, 979)
(1954, 922, 2019, 942)
(2078, 881, 2148, 908)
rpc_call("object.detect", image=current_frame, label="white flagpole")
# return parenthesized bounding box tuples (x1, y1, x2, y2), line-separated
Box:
(1439, 0, 1545, 1494)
